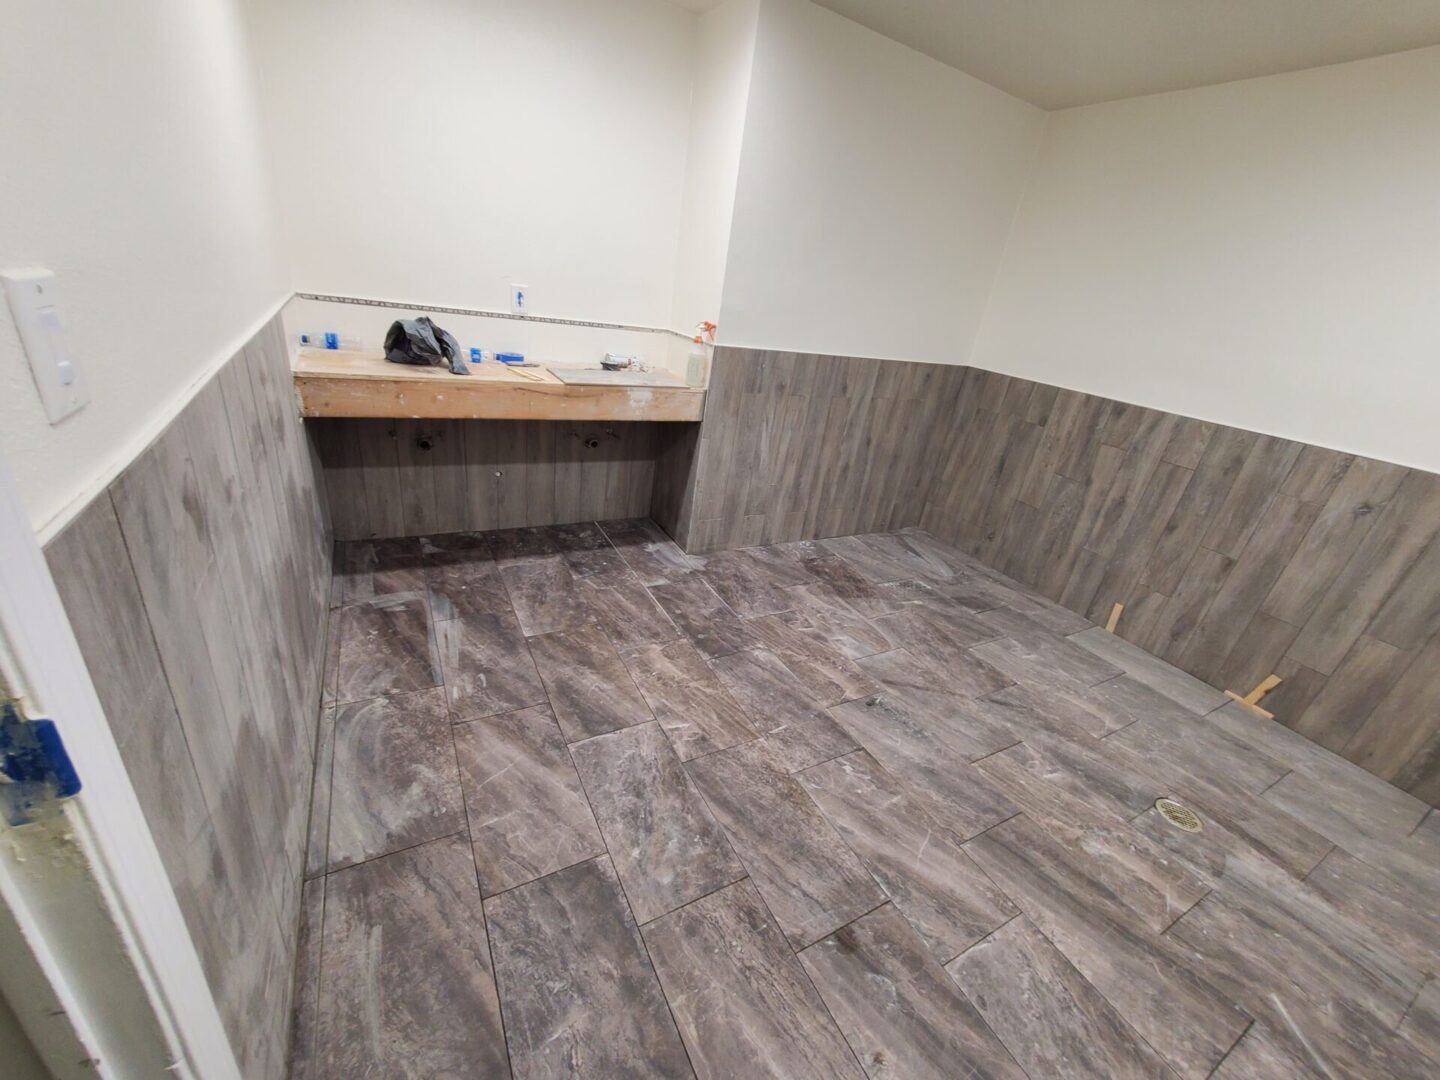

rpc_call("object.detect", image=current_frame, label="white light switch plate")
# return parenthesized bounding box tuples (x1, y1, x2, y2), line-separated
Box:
(3, 270, 88, 424)
(510, 283, 529, 315)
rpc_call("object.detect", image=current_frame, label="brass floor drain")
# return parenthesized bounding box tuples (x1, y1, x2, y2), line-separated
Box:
(1155, 797, 1203, 832)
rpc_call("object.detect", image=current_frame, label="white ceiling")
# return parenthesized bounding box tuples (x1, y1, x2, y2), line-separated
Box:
(678, 0, 1440, 109)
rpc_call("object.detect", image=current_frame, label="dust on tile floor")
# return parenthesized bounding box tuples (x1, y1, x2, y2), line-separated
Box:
(290, 520, 1440, 1079)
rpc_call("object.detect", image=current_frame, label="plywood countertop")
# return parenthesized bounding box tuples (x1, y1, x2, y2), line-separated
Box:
(293, 348, 705, 422)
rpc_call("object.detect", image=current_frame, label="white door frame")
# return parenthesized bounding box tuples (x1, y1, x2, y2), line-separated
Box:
(0, 452, 241, 1080)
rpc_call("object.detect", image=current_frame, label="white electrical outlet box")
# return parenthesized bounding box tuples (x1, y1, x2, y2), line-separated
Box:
(510, 283, 529, 315)
(3, 270, 88, 424)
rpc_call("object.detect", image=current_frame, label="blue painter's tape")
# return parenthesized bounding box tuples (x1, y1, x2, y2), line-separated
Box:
(0, 702, 82, 826)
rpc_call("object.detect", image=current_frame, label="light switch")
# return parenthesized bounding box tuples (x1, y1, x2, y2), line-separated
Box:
(3, 270, 88, 424)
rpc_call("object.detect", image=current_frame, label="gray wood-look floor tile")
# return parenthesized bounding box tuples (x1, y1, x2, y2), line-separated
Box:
(747, 612, 879, 706)
(981, 680, 1117, 739)
(334, 593, 441, 702)
(1111, 740, 1334, 878)
(948, 915, 1173, 1080)
(800, 903, 1026, 1080)
(796, 553, 905, 618)
(858, 640, 1014, 701)
(286, 877, 324, 1080)
(1206, 852, 1424, 1025)
(453, 704, 604, 896)
(301, 522, 1440, 1079)
(709, 648, 859, 771)
(966, 816, 1250, 1079)
(698, 549, 794, 618)
(1305, 847, 1440, 978)
(435, 611, 547, 722)
(1208, 1024, 1316, 1080)
(871, 604, 1003, 670)
(830, 689, 1018, 841)
(684, 741, 885, 948)
(1106, 714, 1290, 796)
(1262, 770, 1439, 889)
(641, 879, 866, 1080)
(304, 708, 335, 879)
(1069, 626, 1230, 714)
(976, 734, 1164, 825)
(316, 835, 509, 1079)
(1164, 890, 1431, 1078)
(1210, 701, 1430, 838)
(819, 534, 917, 583)
(528, 624, 653, 742)
(799, 751, 1017, 963)
(326, 687, 466, 871)
(330, 538, 427, 608)
(620, 639, 758, 760)
(1399, 979, 1440, 1067)
(781, 582, 892, 659)
(577, 576, 680, 649)
(598, 517, 702, 585)
(650, 574, 759, 658)
(972, 624, 1123, 693)
(570, 722, 745, 923)
(496, 553, 595, 637)
(425, 552, 510, 621)
(485, 856, 692, 1079)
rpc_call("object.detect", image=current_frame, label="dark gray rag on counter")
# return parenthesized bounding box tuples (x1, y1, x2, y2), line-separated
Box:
(384, 316, 469, 375)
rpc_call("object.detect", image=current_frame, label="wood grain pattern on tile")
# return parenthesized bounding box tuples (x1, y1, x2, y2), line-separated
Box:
(527, 624, 653, 742)
(620, 638, 757, 761)
(642, 879, 866, 1080)
(799, 751, 1017, 963)
(829, 689, 1018, 842)
(316, 836, 509, 1079)
(453, 704, 604, 896)
(709, 648, 859, 772)
(334, 593, 441, 702)
(485, 857, 691, 1079)
(948, 915, 1173, 1080)
(570, 723, 744, 924)
(650, 573, 757, 659)
(966, 817, 1250, 1079)
(685, 742, 885, 948)
(326, 687, 465, 870)
(799, 904, 1026, 1080)
(434, 610, 546, 722)
(913, 368, 1440, 804)
(495, 553, 594, 637)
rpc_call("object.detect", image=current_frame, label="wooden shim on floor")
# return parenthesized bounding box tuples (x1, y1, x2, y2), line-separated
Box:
(1225, 674, 1283, 719)
(1105, 603, 1124, 634)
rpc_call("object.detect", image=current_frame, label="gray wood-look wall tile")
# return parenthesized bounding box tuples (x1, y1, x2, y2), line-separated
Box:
(312, 417, 661, 541)
(45, 315, 330, 1080)
(915, 366, 1440, 807)
(653, 348, 966, 554)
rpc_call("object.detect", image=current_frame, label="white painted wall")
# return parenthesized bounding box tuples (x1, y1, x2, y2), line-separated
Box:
(973, 46, 1440, 472)
(0, 0, 286, 534)
(670, 0, 760, 339)
(717, 0, 1045, 363)
(247, 0, 697, 332)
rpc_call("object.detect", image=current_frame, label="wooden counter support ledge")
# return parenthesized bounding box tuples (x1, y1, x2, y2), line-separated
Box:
(293, 348, 706, 422)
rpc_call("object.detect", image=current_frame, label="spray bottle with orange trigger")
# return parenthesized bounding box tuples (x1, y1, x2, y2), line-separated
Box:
(686, 320, 717, 387)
